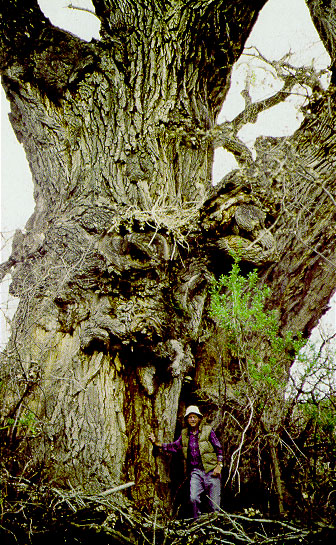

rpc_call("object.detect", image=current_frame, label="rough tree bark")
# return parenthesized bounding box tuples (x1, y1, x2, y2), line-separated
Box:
(0, 0, 335, 512)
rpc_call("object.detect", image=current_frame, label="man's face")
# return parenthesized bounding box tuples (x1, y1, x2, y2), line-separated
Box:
(187, 413, 201, 429)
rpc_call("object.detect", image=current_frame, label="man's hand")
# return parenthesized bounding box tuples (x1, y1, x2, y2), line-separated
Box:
(149, 432, 162, 447)
(213, 463, 222, 477)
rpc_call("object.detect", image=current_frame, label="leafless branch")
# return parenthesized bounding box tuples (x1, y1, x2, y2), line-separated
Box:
(225, 396, 254, 488)
(67, 3, 96, 16)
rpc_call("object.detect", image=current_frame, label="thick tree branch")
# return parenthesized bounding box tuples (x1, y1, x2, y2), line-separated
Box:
(91, 0, 269, 110)
(232, 78, 298, 131)
(0, 0, 97, 96)
(211, 50, 330, 166)
(307, 0, 335, 68)
(1, 0, 270, 113)
(213, 124, 254, 164)
(0, 0, 49, 66)
(232, 49, 329, 132)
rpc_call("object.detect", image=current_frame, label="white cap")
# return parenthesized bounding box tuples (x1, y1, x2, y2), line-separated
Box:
(184, 405, 203, 418)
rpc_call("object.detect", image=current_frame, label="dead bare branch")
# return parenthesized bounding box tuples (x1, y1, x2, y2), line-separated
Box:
(67, 3, 96, 16)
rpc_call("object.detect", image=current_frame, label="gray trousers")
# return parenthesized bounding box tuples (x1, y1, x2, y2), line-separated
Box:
(189, 468, 221, 518)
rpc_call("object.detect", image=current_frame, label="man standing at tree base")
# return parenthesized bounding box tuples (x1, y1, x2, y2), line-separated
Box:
(150, 405, 223, 518)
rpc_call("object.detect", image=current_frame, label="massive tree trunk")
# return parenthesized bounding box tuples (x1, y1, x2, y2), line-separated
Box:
(0, 0, 335, 512)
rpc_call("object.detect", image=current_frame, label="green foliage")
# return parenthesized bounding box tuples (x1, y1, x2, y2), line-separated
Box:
(0, 410, 38, 436)
(303, 399, 336, 433)
(210, 259, 305, 394)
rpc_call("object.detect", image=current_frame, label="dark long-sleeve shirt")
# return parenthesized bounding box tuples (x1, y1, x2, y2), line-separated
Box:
(162, 428, 223, 470)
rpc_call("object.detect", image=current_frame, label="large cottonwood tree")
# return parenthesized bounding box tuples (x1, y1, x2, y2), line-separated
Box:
(1, 0, 336, 511)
